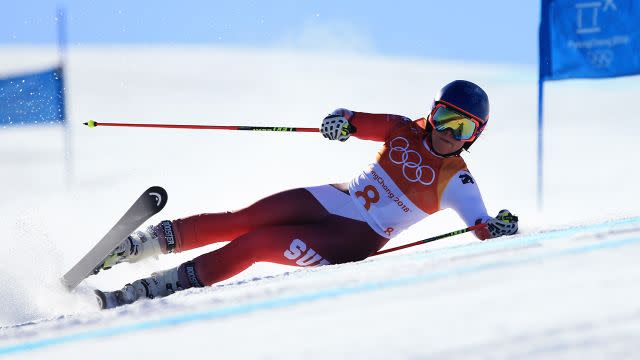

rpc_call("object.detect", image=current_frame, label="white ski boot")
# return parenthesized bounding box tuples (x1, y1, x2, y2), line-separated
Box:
(95, 225, 163, 274)
(95, 267, 181, 309)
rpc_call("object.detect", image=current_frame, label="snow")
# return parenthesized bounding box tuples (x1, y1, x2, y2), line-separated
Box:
(0, 46, 639, 358)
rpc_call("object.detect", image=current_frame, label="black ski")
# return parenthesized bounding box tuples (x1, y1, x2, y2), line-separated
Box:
(61, 186, 168, 290)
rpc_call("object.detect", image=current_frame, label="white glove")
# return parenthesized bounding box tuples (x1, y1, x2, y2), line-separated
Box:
(486, 209, 519, 238)
(321, 114, 353, 142)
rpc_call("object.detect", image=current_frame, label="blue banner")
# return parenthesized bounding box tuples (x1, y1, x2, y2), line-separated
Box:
(0, 67, 66, 126)
(540, 0, 640, 80)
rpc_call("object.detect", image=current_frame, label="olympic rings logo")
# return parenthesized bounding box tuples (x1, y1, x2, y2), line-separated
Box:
(388, 137, 436, 186)
(588, 50, 613, 68)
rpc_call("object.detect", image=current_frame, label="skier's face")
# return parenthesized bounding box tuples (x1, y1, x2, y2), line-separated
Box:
(430, 127, 466, 155)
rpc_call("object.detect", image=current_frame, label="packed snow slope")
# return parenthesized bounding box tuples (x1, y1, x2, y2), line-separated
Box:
(2, 218, 640, 359)
(0, 47, 639, 358)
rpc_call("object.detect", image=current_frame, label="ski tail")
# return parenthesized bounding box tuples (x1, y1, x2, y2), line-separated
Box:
(61, 186, 168, 291)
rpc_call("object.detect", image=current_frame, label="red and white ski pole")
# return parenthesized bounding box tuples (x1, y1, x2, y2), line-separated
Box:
(84, 120, 319, 133)
(372, 223, 487, 256)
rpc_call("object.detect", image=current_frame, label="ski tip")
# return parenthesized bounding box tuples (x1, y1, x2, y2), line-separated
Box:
(85, 120, 97, 128)
(146, 186, 168, 210)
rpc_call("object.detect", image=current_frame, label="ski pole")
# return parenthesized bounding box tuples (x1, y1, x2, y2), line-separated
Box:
(371, 223, 487, 256)
(83, 120, 319, 133)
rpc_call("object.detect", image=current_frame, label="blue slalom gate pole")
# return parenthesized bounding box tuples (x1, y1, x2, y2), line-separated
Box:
(537, 77, 544, 211)
(57, 7, 71, 188)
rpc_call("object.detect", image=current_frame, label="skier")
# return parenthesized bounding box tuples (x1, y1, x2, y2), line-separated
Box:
(95, 80, 519, 309)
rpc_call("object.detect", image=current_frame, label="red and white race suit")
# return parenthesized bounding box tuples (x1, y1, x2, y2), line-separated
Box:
(335, 108, 493, 239)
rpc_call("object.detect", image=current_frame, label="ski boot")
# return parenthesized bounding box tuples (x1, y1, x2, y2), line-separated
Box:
(95, 261, 204, 310)
(93, 221, 174, 275)
(95, 267, 181, 309)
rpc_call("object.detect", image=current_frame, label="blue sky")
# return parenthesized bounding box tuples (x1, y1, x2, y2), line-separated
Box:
(2, 0, 540, 64)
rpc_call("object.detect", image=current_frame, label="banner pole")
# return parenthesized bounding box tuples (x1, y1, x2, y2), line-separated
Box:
(537, 77, 544, 211)
(537, 1, 548, 213)
(57, 7, 71, 188)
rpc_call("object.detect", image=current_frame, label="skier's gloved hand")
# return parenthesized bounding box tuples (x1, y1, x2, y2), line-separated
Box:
(485, 209, 519, 238)
(321, 114, 355, 142)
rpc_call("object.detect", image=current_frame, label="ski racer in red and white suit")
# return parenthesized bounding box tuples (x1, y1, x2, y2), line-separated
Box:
(168, 109, 505, 288)
(96, 81, 519, 309)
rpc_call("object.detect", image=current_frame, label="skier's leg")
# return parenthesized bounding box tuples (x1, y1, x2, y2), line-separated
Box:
(190, 214, 387, 286)
(170, 187, 331, 251)
(97, 215, 387, 309)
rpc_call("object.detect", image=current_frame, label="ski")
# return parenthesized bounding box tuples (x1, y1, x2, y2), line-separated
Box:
(61, 186, 168, 291)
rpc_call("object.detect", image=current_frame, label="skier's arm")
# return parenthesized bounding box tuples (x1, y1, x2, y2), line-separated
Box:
(321, 108, 411, 142)
(440, 171, 518, 240)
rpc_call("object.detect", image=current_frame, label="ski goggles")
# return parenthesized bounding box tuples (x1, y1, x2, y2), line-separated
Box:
(428, 100, 485, 142)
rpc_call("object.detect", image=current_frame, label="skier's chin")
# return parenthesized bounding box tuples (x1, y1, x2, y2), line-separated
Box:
(431, 135, 463, 155)
(438, 148, 462, 157)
